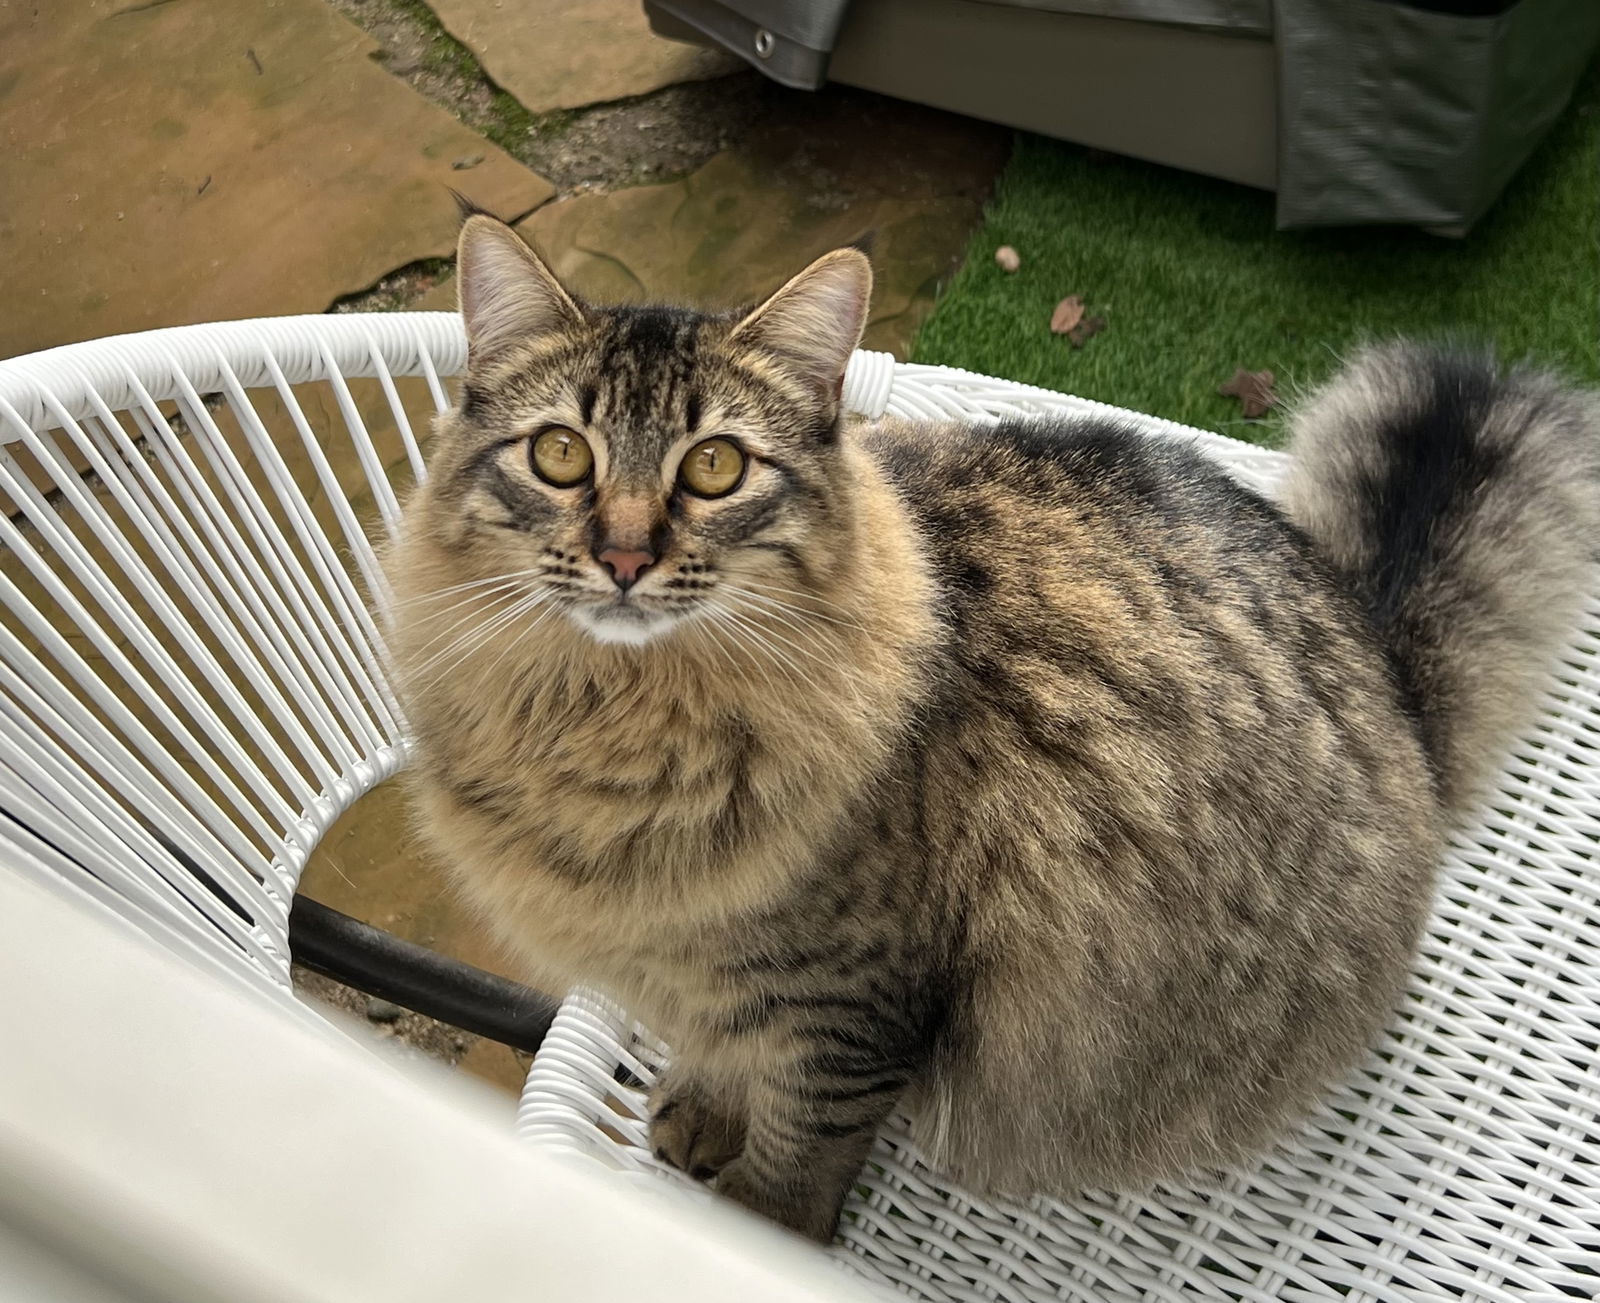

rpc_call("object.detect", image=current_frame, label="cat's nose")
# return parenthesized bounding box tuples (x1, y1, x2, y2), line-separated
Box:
(596, 547, 656, 591)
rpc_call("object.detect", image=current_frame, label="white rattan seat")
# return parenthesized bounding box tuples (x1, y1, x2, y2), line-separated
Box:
(1, 313, 1595, 1302)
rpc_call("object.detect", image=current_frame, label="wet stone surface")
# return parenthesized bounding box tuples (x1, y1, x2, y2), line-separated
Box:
(0, 0, 552, 359)
(432, 89, 1010, 358)
(427, 0, 743, 114)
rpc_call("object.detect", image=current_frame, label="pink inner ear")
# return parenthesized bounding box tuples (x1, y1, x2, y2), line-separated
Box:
(733, 251, 872, 399)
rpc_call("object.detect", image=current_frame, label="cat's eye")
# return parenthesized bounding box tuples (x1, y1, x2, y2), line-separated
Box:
(530, 426, 593, 487)
(678, 438, 746, 498)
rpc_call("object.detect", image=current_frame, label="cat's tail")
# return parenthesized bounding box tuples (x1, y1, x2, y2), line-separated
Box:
(1280, 342, 1600, 814)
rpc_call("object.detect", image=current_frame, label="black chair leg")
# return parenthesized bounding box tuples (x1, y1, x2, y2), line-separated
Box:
(288, 894, 559, 1055)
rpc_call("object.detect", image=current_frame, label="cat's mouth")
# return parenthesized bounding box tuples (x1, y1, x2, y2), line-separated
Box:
(566, 592, 682, 647)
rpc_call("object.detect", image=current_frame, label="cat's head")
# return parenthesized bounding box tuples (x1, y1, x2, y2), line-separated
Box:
(415, 212, 872, 648)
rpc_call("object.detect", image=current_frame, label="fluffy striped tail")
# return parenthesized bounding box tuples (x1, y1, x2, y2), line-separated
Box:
(1280, 343, 1599, 812)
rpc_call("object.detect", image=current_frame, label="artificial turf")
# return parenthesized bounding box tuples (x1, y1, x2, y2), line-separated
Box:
(911, 66, 1599, 446)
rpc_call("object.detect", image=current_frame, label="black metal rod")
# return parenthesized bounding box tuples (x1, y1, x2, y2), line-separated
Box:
(288, 894, 559, 1055)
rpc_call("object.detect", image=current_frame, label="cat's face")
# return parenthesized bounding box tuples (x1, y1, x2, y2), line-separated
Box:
(419, 215, 872, 648)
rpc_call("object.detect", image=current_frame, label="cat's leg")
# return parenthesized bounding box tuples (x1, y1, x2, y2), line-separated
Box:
(713, 1055, 906, 1243)
(649, 1070, 748, 1181)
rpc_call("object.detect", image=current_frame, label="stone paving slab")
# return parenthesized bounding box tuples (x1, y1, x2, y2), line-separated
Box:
(426, 93, 1009, 358)
(0, 0, 554, 361)
(428, 0, 741, 114)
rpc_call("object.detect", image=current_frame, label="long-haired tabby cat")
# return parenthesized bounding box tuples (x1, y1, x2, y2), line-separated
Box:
(387, 211, 1597, 1242)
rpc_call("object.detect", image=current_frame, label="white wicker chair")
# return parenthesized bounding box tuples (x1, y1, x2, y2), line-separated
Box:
(1, 313, 1595, 1302)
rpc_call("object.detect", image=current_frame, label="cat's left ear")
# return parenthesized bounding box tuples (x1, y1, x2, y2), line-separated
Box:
(456, 213, 584, 368)
(730, 248, 872, 401)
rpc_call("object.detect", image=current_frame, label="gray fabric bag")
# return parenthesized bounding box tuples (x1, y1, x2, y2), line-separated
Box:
(645, 0, 1598, 231)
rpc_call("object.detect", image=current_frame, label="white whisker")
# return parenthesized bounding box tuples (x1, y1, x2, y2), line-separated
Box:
(406, 609, 530, 693)
(728, 578, 865, 629)
(404, 582, 522, 638)
(714, 603, 831, 697)
(480, 600, 561, 682)
(404, 589, 555, 692)
(397, 585, 524, 667)
(704, 606, 782, 682)
(721, 586, 845, 658)
(721, 593, 838, 667)
(402, 612, 518, 690)
(685, 613, 740, 681)
(383, 567, 546, 611)
(725, 594, 873, 709)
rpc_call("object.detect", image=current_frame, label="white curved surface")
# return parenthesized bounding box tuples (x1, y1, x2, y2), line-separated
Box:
(0, 313, 467, 434)
(1, 312, 1595, 1301)
(0, 864, 890, 1303)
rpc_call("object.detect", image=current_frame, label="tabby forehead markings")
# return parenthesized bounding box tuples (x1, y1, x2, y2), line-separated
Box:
(386, 209, 1600, 1244)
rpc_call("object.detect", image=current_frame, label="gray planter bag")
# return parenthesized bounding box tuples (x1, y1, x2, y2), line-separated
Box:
(644, 0, 1598, 231)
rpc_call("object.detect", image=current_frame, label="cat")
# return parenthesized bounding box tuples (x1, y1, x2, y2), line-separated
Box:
(385, 210, 1598, 1243)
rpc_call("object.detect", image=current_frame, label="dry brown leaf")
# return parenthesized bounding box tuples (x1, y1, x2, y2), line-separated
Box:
(995, 245, 1021, 272)
(1050, 294, 1084, 335)
(1218, 368, 1278, 419)
(1068, 314, 1106, 349)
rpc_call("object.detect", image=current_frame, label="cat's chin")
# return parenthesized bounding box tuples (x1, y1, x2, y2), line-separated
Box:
(568, 603, 678, 647)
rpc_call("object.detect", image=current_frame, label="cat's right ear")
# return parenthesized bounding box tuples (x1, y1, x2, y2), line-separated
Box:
(729, 248, 873, 404)
(456, 213, 583, 367)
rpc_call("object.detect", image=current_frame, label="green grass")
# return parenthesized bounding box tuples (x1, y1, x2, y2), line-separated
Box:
(377, 0, 550, 154)
(912, 67, 1599, 446)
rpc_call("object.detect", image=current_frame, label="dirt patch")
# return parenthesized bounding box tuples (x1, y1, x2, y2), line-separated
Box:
(510, 78, 773, 193)
(329, 256, 453, 313)
(294, 964, 469, 1065)
(294, 965, 539, 1101)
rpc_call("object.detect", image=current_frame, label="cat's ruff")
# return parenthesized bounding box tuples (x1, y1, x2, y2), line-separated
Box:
(1, 310, 1596, 1303)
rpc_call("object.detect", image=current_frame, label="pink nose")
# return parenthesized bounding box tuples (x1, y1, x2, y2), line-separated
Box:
(596, 547, 656, 590)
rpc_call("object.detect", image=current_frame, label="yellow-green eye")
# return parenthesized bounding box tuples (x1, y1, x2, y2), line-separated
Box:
(530, 426, 593, 487)
(678, 438, 746, 498)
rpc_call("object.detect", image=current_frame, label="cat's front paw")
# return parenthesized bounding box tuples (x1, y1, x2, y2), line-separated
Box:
(714, 1158, 843, 1244)
(649, 1083, 746, 1181)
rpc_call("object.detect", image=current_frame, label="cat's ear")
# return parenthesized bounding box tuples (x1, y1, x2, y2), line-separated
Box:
(730, 248, 872, 400)
(456, 213, 583, 366)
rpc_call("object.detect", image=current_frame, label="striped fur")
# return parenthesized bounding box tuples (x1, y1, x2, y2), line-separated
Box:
(1279, 343, 1600, 812)
(386, 217, 1598, 1241)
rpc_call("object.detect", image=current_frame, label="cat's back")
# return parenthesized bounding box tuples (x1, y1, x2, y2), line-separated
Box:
(861, 411, 1426, 817)
(863, 413, 1330, 652)
(869, 410, 1251, 521)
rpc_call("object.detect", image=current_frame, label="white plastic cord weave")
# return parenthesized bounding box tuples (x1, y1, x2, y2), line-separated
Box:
(1, 313, 1595, 1302)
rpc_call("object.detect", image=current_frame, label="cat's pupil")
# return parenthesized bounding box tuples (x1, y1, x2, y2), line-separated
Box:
(679, 438, 745, 497)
